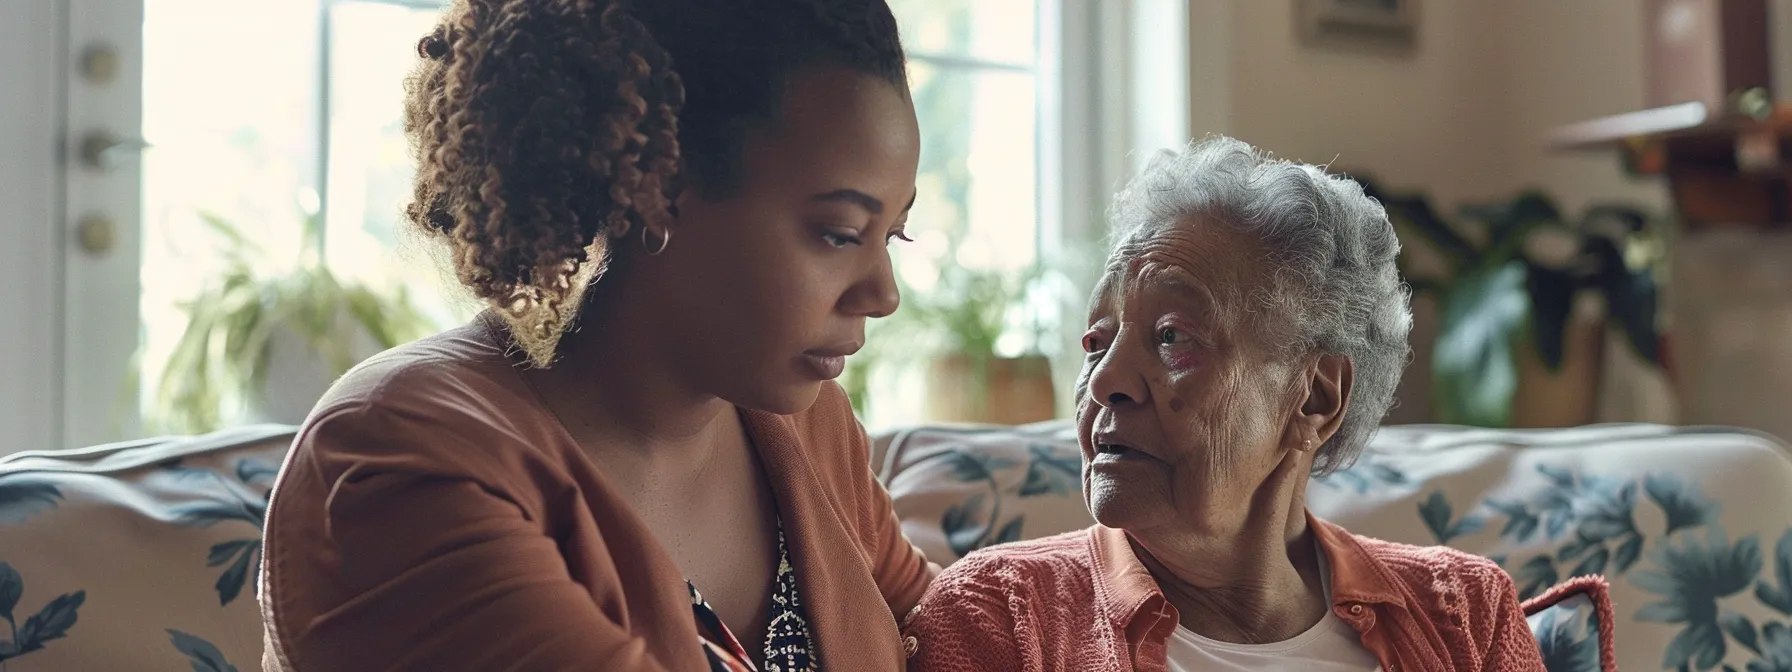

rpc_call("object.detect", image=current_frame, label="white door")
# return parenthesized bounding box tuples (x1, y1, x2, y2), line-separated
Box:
(46, 0, 455, 449)
(61, 0, 147, 449)
(0, 0, 149, 452)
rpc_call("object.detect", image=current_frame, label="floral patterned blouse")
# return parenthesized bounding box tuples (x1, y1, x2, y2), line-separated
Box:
(691, 520, 818, 671)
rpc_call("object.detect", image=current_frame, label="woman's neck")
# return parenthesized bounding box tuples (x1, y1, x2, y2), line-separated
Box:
(1130, 499, 1329, 644)
(522, 265, 738, 465)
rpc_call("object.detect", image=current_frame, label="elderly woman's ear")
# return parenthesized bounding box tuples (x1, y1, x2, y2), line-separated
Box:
(1293, 353, 1355, 454)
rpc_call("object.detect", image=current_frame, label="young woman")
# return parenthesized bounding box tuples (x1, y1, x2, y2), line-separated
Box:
(256, 1, 936, 670)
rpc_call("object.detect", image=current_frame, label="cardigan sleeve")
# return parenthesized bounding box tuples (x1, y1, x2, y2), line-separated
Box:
(903, 555, 1030, 672)
(807, 382, 941, 617)
(1471, 559, 1549, 671)
(265, 405, 681, 672)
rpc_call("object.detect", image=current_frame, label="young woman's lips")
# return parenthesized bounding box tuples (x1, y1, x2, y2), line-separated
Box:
(800, 343, 860, 380)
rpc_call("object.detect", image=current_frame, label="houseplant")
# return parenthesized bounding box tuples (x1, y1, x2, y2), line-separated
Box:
(148, 213, 436, 434)
(846, 260, 1072, 426)
(1351, 176, 1665, 427)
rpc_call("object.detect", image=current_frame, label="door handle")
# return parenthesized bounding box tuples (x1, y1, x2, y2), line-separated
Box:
(74, 213, 117, 255)
(77, 129, 150, 172)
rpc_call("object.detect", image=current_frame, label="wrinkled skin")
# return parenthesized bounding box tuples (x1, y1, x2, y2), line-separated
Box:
(1075, 217, 1354, 644)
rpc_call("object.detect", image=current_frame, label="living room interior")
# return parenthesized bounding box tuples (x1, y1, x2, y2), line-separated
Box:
(3, 0, 1792, 670)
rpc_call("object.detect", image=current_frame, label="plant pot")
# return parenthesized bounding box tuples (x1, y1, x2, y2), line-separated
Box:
(1510, 296, 1606, 428)
(239, 317, 383, 427)
(923, 354, 1057, 425)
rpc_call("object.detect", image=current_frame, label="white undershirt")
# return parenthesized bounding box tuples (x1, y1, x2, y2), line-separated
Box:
(1163, 542, 1383, 672)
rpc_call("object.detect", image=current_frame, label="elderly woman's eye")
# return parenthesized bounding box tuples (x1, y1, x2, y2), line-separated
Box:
(1080, 332, 1105, 353)
(1158, 327, 1182, 345)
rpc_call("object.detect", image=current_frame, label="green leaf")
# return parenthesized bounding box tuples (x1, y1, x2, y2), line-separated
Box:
(1418, 491, 1455, 543)
(1351, 175, 1480, 269)
(144, 212, 441, 433)
(1587, 236, 1662, 365)
(1017, 444, 1080, 497)
(991, 516, 1025, 546)
(1431, 261, 1528, 426)
(940, 450, 1016, 484)
(1755, 529, 1792, 616)
(1514, 555, 1559, 602)
(196, 211, 260, 257)
(1524, 263, 1579, 372)
(206, 539, 257, 567)
(171, 500, 259, 527)
(235, 459, 279, 486)
(1569, 546, 1609, 578)
(168, 629, 240, 672)
(0, 563, 20, 623)
(1720, 610, 1759, 655)
(0, 478, 63, 525)
(941, 492, 988, 559)
(16, 590, 84, 648)
(1557, 530, 1601, 562)
(213, 540, 258, 606)
(1458, 190, 1563, 260)
(1612, 533, 1644, 574)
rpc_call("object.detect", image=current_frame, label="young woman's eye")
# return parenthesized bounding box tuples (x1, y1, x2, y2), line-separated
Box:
(822, 231, 863, 248)
(887, 230, 914, 243)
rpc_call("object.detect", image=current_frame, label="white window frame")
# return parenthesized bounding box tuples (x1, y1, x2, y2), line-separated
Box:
(0, 0, 1196, 451)
(1040, 0, 1193, 416)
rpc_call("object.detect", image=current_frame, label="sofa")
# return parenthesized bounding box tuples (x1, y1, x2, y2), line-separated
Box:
(1, 420, 1786, 671)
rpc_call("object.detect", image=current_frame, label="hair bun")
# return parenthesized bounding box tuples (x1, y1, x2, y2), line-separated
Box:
(418, 33, 450, 60)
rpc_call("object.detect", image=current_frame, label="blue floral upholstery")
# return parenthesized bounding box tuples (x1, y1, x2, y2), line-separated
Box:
(877, 421, 1792, 672)
(0, 425, 293, 671)
(4, 421, 1783, 670)
(1525, 577, 1613, 672)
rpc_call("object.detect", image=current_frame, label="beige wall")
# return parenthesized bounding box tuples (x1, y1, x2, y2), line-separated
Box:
(1189, 0, 1672, 423)
(1495, 0, 1669, 215)
(1212, 0, 1667, 216)
(1223, 0, 1510, 208)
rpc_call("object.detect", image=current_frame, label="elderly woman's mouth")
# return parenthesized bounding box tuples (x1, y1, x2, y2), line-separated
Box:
(1093, 441, 1160, 463)
(1095, 443, 1134, 455)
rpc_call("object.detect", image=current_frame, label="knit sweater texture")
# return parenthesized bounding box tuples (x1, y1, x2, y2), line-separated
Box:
(903, 513, 1605, 671)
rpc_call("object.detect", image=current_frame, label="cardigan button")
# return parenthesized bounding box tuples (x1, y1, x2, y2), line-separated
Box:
(1348, 604, 1364, 615)
(903, 635, 919, 657)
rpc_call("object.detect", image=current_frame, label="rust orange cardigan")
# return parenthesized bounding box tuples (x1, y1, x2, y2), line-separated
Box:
(258, 319, 938, 671)
(903, 515, 1612, 672)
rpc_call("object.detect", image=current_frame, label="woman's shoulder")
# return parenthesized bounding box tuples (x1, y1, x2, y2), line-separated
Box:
(1339, 530, 1520, 607)
(1350, 533, 1508, 580)
(934, 529, 1098, 591)
(318, 318, 520, 410)
(289, 319, 563, 482)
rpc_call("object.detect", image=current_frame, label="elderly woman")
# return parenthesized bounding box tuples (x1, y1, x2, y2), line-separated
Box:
(903, 137, 1547, 671)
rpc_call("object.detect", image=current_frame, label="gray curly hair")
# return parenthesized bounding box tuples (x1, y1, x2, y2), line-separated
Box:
(1107, 136, 1412, 475)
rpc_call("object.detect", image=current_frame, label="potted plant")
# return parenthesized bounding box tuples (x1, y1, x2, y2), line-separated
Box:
(148, 214, 437, 434)
(1351, 176, 1666, 428)
(846, 260, 1073, 426)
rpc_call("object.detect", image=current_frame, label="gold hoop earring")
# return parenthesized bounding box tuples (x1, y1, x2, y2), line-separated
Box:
(642, 225, 672, 256)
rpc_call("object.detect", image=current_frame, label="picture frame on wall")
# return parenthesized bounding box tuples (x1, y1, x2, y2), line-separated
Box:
(1301, 0, 1419, 41)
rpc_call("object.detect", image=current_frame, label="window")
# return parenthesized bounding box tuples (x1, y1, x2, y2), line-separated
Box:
(136, 0, 1147, 431)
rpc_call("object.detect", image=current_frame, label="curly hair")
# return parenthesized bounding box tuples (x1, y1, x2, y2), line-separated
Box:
(403, 0, 907, 366)
(1108, 136, 1414, 476)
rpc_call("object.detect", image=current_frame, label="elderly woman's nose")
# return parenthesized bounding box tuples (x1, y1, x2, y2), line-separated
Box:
(1087, 338, 1151, 408)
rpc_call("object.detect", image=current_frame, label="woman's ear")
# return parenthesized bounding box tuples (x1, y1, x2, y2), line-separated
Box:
(1297, 354, 1353, 449)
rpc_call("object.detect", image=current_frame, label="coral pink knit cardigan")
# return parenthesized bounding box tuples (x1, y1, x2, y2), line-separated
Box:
(903, 514, 1615, 672)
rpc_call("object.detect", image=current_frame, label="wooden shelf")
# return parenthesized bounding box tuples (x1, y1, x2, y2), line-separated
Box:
(1550, 102, 1792, 229)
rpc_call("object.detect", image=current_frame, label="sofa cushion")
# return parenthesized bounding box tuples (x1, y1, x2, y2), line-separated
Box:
(0, 424, 294, 672)
(879, 421, 1792, 672)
